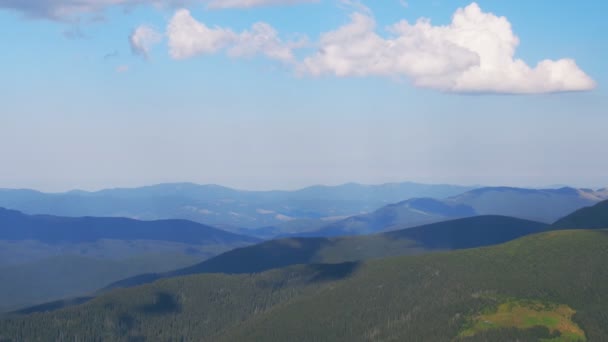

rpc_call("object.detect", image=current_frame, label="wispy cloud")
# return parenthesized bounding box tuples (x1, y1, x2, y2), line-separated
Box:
(130, 25, 163, 59)
(167, 9, 298, 63)
(103, 50, 120, 60)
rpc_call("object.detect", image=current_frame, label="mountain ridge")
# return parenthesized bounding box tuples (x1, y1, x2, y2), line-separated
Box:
(105, 215, 549, 290)
(0, 182, 478, 230)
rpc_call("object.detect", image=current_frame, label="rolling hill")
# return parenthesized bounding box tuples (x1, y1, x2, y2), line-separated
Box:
(2, 229, 607, 341)
(105, 215, 549, 290)
(0, 208, 257, 312)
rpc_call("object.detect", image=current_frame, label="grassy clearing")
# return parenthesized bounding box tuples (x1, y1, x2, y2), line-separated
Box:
(459, 299, 586, 341)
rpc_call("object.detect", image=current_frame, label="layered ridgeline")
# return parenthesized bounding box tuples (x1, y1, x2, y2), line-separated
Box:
(1, 184, 605, 239)
(106, 215, 549, 289)
(0, 208, 257, 312)
(0, 182, 475, 230)
(296, 187, 608, 237)
(1, 229, 607, 341)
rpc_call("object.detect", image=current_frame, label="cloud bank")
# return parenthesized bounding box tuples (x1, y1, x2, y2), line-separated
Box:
(5, 0, 594, 94)
(0, 0, 317, 20)
(164, 2, 595, 94)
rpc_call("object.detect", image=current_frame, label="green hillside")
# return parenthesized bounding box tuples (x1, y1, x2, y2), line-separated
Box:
(552, 199, 608, 229)
(2, 229, 606, 341)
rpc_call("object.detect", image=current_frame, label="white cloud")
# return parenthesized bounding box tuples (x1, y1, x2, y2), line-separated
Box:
(0, 0, 317, 20)
(206, 0, 318, 9)
(301, 3, 595, 94)
(167, 9, 237, 59)
(301, 12, 480, 80)
(167, 9, 296, 63)
(227, 22, 297, 63)
(18, 0, 593, 94)
(163, 3, 594, 94)
(130, 25, 163, 58)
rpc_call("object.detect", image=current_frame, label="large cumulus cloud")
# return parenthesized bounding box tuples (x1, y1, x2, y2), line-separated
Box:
(300, 3, 595, 93)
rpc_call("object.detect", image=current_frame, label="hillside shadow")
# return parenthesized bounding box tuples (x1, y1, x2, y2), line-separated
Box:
(309, 261, 361, 283)
(139, 292, 181, 315)
(117, 313, 137, 331)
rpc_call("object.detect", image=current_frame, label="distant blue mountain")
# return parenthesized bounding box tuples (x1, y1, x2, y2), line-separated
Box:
(0, 207, 256, 244)
(0, 182, 477, 229)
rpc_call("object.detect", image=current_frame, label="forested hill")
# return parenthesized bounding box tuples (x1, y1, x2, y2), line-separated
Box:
(1, 229, 607, 341)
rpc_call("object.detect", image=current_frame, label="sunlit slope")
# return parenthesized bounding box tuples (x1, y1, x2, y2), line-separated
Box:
(223, 230, 608, 341)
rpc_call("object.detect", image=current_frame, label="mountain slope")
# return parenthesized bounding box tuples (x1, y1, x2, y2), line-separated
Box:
(447, 186, 606, 223)
(299, 197, 476, 237)
(300, 186, 607, 237)
(2, 229, 607, 341)
(0, 207, 256, 245)
(552, 199, 608, 229)
(106, 215, 549, 289)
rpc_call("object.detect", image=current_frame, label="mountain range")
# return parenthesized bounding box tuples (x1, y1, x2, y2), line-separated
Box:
(1, 183, 606, 240)
(2, 200, 607, 341)
(0, 182, 606, 314)
(0, 182, 477, 229)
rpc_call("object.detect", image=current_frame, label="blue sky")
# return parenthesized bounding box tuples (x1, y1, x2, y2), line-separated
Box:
(1, 0, 607, 191)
